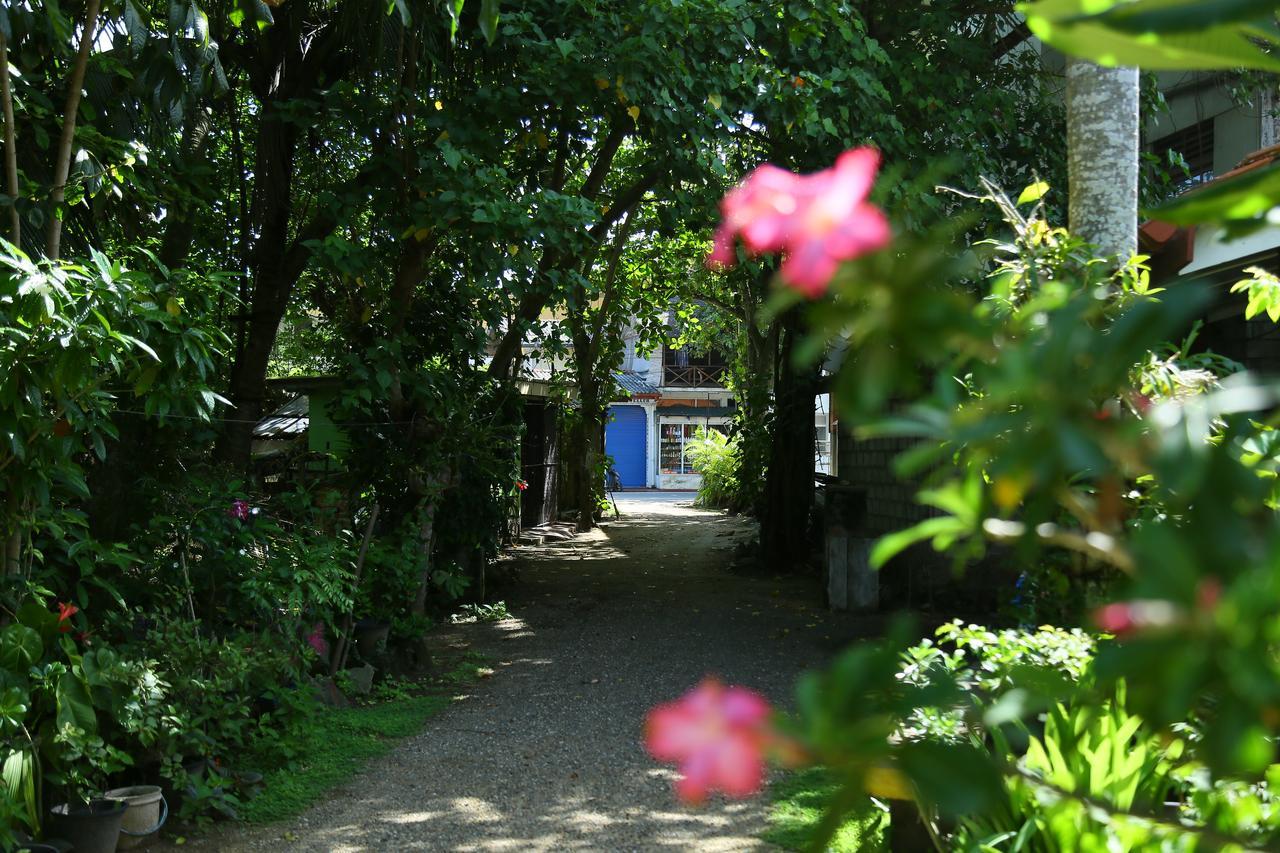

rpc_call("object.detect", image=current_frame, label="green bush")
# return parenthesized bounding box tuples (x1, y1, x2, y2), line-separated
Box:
(684, 428, 740, 509)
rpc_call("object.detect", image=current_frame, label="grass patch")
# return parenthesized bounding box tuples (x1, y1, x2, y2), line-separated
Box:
(763, 768, 888, 852)
(240, 656, 491, 824)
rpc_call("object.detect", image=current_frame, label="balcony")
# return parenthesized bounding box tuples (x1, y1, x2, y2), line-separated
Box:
(662, 363, 727, 388)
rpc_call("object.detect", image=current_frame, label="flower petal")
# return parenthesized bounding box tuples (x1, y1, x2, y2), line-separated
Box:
(779, 242, 840, 298)
(823, 204, 891, 260)
(711, 733, 765, 798)
(675, 749, 715, 805)
(706, 227, 738, 268)
(831, 147, 881, 207)
(645, 703, 703, 761)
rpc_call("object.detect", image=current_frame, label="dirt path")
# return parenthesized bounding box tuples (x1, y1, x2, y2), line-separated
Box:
(183, 494, 878, 851)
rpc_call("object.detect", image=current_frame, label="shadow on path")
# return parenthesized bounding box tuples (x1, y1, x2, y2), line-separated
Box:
(181, 496, 881, 852)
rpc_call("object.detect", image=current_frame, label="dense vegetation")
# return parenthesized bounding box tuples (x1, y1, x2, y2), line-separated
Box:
(6, 0, 1280, 849)
(640, 4, 1280, 851)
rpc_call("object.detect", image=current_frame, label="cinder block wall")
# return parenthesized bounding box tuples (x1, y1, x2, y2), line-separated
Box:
(835, 429, 1009, 615)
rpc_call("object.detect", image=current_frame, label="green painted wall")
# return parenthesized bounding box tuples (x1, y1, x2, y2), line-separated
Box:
(307, 388, 350, 456)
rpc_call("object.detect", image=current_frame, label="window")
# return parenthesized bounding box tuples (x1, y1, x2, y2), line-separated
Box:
(660, 422, 727, 474)
(1151, 118, 1215, 193)
(815, 393, 832, 475)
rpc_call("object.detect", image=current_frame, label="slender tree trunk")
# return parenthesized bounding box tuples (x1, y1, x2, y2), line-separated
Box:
(46, 0, 101, 260)
(1066, 59, 1139, 259)
(759, 311, 820, 571)
(1, 33, 19, 247)
(571, 379, 605, 533)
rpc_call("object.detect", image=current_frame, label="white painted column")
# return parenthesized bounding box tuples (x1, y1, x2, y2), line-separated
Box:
(643, 402, 658, 488)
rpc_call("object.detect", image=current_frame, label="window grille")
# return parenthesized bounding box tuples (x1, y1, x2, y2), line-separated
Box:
(1151, 118, 1215, 191)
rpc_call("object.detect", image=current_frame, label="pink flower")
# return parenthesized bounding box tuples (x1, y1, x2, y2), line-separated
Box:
(516, 479, 528, 492)
(1094, 602, 1135, 636)
(229, 500, 251, 521)
(307, 623, 329, 657)
(707, 148, 890, 297)
(1094, 599, 1182, 636)
(645, 677, 773, 804)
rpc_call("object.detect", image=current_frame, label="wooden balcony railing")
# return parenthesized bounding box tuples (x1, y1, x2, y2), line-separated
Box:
(663, 364, 727, 387)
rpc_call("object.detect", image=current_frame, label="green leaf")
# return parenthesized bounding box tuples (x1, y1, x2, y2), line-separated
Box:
(123, 1, 148, 57)
(0, 686, 28, 728)
(0, 624, 41, 670)
(555, 37, 575, 58)
(1020, 0, 1280, 71)
(1071, 0, 1280, 34)
(1016, 181, 1050, 205)
(446, 0, 464, 41)
(2, 749, 38, 834)
(870, 516, 968, 569)
(440, 141, 462, 170)
(479, 0, 500, 43)
(55, 671, 97, 734)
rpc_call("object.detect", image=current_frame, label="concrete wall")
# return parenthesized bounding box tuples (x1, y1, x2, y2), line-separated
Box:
(1146, 74, 1263, 177)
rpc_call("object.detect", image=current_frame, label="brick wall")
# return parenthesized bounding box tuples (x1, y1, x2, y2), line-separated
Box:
(835, 429, 1009, 614)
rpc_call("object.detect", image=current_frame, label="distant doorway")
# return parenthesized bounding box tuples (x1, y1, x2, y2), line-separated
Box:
(605, 405, 648, 488)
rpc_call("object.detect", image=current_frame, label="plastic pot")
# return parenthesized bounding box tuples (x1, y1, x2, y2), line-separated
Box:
(104, 784, 168, 849)
(47, 798, 127, 853)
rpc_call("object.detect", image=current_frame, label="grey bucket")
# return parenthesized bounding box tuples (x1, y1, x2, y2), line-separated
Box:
(103, 785, 168, 849)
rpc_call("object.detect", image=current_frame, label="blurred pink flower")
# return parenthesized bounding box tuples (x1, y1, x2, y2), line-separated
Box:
(707, 147, 890, 297)
(1094, 599, 1182, 636)
(1094, 602, 1136, 636)
(645, 677, 773, 804)
(307, 623, 329, 657)
(229, 500, 251, 521)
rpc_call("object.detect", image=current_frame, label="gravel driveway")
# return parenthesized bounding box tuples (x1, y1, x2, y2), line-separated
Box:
(182, 494, 878, 851)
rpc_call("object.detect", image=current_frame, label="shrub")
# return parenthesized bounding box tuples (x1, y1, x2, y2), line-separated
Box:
(684, 428, 740, 509)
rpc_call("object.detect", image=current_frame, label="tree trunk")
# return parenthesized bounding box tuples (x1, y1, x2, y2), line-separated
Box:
(159, 108, 217, 269)
(1066, 59, 1139, 260)
(571, 384, 605, 533)
(216, 98, 301, 466)
(759, 312, 820, 571)
(46, 0, 101, 260)
(216, 8, 348, 467)
(1, 33, 19, 247)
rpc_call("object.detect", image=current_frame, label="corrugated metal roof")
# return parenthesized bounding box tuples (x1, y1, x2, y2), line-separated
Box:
(254, 396, 309, 438)
(615, 371, 660, 397)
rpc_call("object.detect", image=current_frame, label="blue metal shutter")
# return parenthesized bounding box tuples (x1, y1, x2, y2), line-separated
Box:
(605, 405, 647, 488)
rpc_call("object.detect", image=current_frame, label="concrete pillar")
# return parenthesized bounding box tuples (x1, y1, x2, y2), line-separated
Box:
(824, 487, 877, 611)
